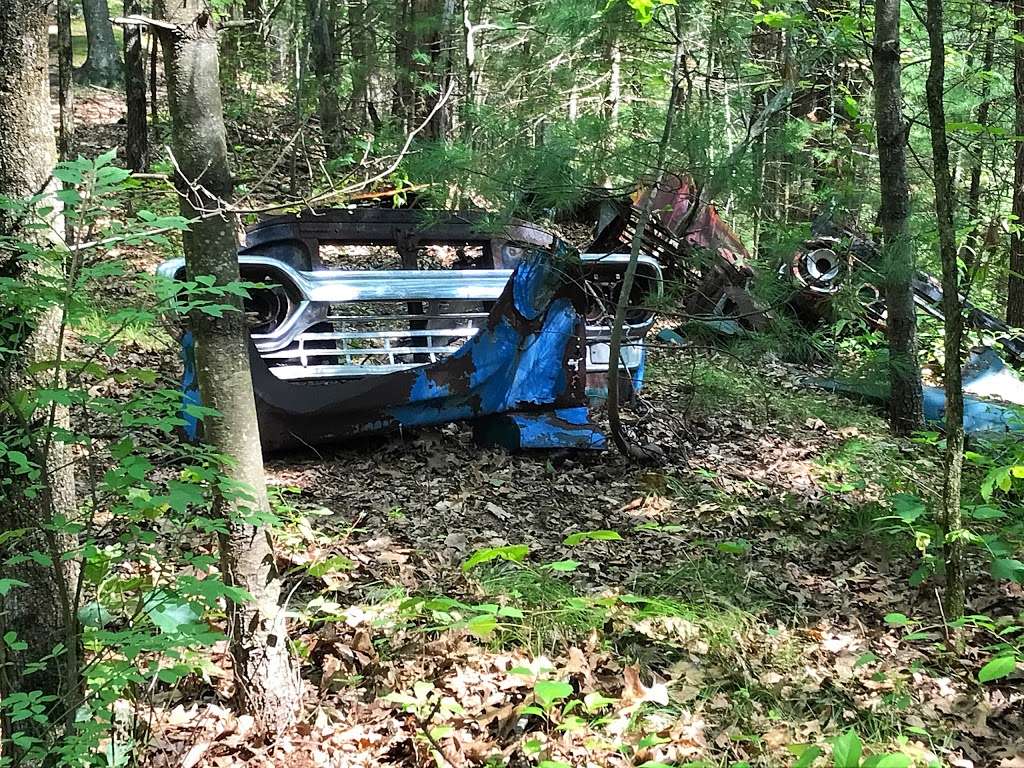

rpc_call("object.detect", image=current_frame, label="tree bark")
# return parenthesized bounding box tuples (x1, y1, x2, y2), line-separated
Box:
(124, 0, 149, 172)
(925, 0, 965, 620)
(348, 0, 380, 127)
(1009, 0, 1024, 326)
(57, 0, 75, 159)
(0, 0, 80, 747)
(77, 0, 123, 86)
(872, 0, 924, 436)
(307, 0, 344, 156)
(393, 0, 413, 125)
(153, 0, 302, 733)
(427, 0, 456, 140)
(607, 5, 684, 461)
(961, 19, 995, 266)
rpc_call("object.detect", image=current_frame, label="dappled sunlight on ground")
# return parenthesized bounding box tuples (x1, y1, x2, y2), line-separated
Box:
(133, 353, 1022, 766)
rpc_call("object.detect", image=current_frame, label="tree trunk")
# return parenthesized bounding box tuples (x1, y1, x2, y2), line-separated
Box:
(57, 0, 75, 159)
(124, 0, 149, 172)
(872, 0, 924, 436)
(77, 0, 123, 86)
(153, 0, 302, 732)
(925, 0, 965, 621)
(393, 0, 413, 126)
(962, 20, 995, 266)
(348, 0, 378, 126)
(607, 5, 684, 461)
(606, 31, 621, 133)
(1009, 0, 1024, 326)
(307, 0, 344, 156)
(427, 0, 456, 140)
(0, 0, 80, 747)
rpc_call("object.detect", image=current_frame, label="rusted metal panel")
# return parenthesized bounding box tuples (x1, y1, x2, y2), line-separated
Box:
(245, 242, 598, 452)
(162, 209, 660, 453)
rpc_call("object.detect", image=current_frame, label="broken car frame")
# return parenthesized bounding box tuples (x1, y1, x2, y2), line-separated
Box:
(159, 208, 663, 452)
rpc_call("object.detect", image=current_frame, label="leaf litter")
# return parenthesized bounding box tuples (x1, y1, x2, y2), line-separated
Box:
(129, 350, 1023, 767)
(60, 95, 1024, 768)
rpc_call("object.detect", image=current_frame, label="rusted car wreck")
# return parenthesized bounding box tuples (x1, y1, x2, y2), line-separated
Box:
(159, 209, 663, 452)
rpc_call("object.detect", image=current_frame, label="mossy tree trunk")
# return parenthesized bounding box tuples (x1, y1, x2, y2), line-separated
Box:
(925, 0, 966, 620)
(57, 0, 75, 159)
(872, 0, 924, 436)
(1009, 0, 1024, 327)
(152, 0, 302, 733)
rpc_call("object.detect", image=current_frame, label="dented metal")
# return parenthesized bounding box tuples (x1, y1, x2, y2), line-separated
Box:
(161, 208, 662, 452)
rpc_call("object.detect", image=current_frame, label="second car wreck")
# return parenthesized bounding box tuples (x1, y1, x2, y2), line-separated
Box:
(159, 209, 663, 453)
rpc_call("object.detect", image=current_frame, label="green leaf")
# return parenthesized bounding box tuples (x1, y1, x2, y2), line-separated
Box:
(790, 745, 823, 768)
(978, 654, 1018, 683)
(626, 0, 655, 24)
(156, 665, 191, 685)
(461, 544, 529, 571)
(533, 679, 573, 707)
(145, 593, 202, 635)
(307, 554, 356, 578)
(79, 601, 114, 628)
(582, 691, 618, 712)
(862, 755, 911, 768)
(3, 630, 27, 651)
(991, 558, 1024, 583)
(562, 529, 622, 546)
(0, 578, 28, 596)
(884, 613, 910, 626)
(892, 493, 926, 524)
(53, 163, 84, 185)
(717, 538, 751, 555)
(542, 559, 580, 572)
(831, 729, 862, 768)
(967, 504, 1005, 520)
(854, 652, 878, 668)
(466, 614, 497, 639)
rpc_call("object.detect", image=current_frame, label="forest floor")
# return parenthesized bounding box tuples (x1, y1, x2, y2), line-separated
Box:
(66, 85, 1024, 768)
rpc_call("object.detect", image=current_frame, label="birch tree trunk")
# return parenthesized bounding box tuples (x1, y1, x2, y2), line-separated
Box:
(872, 0, 924, 435)
(153, 0, 302, 732)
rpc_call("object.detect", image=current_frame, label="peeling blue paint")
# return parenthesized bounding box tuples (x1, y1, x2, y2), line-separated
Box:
(553, 406, 591, 425)
(501, 299, 575, 409)
(386, 298, 580, 436)
(474, 407, 606, 450)
(180, 331, 200, 441)
(921, 387, 1024, 434)
(513, 252, 560, 320)
(631, 348, 647, 393)
(388, 401, 475, 428)
(408, 369, 450, 400)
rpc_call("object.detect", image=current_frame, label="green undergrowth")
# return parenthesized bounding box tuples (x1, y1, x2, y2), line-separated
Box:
(651, 349, 889, 432)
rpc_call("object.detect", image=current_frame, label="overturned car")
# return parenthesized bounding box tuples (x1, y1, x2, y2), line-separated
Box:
(159, 208, 663, 453)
